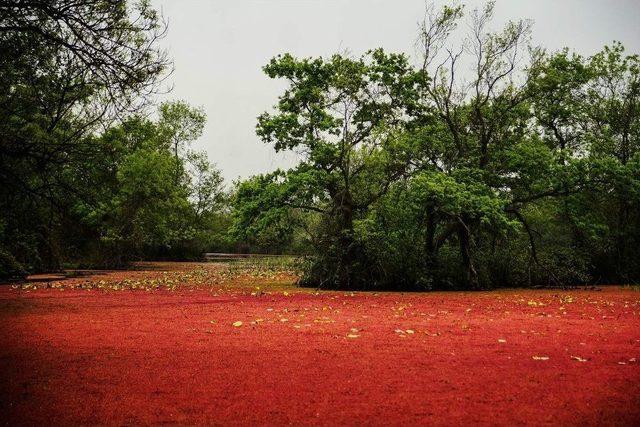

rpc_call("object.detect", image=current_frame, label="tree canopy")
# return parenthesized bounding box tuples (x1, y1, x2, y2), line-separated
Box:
(0, 1, 225, 276)
(233, 2, 640, 290)
(1, 1, 638, 290)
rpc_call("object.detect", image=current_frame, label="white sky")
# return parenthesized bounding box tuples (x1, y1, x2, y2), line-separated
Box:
(150, 0, 640, 182)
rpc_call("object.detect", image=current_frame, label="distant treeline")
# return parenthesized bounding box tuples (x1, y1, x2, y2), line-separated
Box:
(1, 2, 639, 290)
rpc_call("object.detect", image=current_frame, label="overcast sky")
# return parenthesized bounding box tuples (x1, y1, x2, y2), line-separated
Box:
(150, 0, 640, 182)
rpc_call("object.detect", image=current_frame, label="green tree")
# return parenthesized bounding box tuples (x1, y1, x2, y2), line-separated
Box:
(234, 49, 427, 288)
(158, 101, 206, 183)
(413, 2, 542, 288)
(80, 102, 226, 265)
(0, 0, 169, 275)
(585, 43, 640, 281)
(527, 42, 640, 283)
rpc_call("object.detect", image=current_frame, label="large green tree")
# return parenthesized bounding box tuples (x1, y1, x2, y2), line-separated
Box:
(528, 42, 640, 282)
(410, 2, 544, 287)
(77, 102, 226, 266)
(234, 49, 427, 288)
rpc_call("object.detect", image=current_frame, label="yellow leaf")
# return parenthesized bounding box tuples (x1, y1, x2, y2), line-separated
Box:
(232, 321, 243, 327)
(532, 355, 549, 361)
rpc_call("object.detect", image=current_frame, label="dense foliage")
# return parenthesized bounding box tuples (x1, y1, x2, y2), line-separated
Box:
(0, 1, 227, 277)
(233, 3, 640, 290)
(2, 1, 638, 289)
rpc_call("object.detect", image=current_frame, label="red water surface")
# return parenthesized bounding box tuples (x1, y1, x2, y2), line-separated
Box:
(1, 280, 639, 426)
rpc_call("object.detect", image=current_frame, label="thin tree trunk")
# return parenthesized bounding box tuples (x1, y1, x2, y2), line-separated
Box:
(334, 190, 356, 288)
(424, 207, 438, 272)
(458, 220, 479, 289)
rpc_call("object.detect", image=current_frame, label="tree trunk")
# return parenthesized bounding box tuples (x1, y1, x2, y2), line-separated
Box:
(458, 220, 479, 289)
(616, 201, 629, 281)
(334, 190, 356, 288)
(424, 207, 437, 272)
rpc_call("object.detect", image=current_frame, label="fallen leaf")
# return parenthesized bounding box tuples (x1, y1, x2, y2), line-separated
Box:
(232, 321, 243, 327)
(570, 356, 588, 362)
(498, 339, 506, 343)
(532, 356, 549, 361)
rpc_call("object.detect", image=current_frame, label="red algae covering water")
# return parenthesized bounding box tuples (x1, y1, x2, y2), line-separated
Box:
(1, 263, 639, 426)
